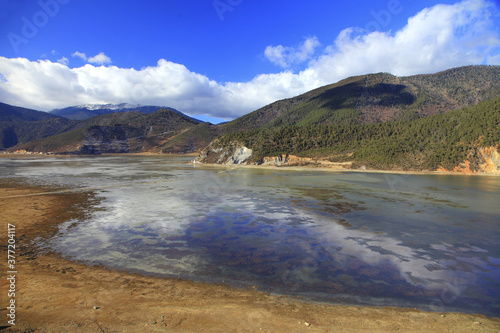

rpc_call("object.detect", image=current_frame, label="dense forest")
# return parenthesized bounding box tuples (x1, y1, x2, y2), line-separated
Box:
(217, 97, 500, 171)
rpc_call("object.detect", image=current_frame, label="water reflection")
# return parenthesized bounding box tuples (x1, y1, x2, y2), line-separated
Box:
(1, 155, 499, 316)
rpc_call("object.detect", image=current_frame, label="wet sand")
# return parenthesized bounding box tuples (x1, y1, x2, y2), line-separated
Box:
(0, 179, 499, 332)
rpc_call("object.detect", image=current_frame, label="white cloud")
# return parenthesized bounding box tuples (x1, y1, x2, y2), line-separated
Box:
(57, 57, 69, 66)
(87, 52, 112, 65)
(72, 51, 112, 65)
(0, 0, 498, 120)
(72, 51, 87, 61)
(265, 36, 321, 68)
(308, 0, 500, 83)
(488, 53, 500, 64)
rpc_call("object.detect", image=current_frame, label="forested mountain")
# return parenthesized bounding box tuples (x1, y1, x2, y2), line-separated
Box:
(0, 102, 76, 149)
(50, 104, 192, 121)
(194, 65, 500, 173)
(207, 97, 500, 172)
(221, 65, 500, 132)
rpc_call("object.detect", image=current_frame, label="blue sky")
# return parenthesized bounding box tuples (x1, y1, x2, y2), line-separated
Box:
(0, 0, 499, 123)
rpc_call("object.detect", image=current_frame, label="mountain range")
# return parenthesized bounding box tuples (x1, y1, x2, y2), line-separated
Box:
(50, 104, 195, 121)
(1, 65, 499, 172)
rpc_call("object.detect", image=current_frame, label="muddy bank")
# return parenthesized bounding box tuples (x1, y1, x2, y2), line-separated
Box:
(0, 180, 499, 332)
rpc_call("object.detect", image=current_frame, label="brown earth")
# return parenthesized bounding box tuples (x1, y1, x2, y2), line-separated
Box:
(0, 180, 499, 332)
(438, 147, 500, 175)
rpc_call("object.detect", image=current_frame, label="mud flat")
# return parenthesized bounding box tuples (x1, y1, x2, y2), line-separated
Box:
(0, 179, 499, 332)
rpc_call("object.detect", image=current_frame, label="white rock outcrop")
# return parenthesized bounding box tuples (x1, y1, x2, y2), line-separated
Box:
(194, 140, 253, 165)
(223, 146, 253, 165)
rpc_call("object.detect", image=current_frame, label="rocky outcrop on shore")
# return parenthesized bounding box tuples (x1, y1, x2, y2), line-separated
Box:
(194, 140, 353, 169)
(193, 140, 253, 165)
(195, 140, 500, 175)
(438, 146, 500, 174)
(259, 154, 353, 169)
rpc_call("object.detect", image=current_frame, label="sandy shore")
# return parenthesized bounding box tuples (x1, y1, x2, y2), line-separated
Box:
(190, 161, 500, 177)
(0, 179, 499, 332)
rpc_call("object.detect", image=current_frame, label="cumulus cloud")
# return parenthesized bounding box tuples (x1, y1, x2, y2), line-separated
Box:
(0, 56, 320, 119)
(265, 36, 321, 68)
(308, 0, 500, 81)
(72, 51, 111, 65)
(88, 52, 112, 65)
(71, 51, 87, 61)
(0, 0, 498, 120)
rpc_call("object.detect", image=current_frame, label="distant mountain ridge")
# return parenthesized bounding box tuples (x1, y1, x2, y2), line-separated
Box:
(50, 103, 195, 121)
(0, 102, 210, 153)
(14, 108, 213, 154)
(71, 103, 141, 110)
(0, 102, 62, 122)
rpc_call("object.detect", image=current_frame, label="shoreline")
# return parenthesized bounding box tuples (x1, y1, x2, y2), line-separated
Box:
(1, 179, 499, 332)
(190, 161, 500, 177)
(2, 151, 498, 176)
(0, 152, 200, 158)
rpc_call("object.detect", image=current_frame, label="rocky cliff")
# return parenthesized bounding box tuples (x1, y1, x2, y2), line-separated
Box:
(194, 141, 354, 169)
(258, 154, 353, 169)
(438, 147, 500, 174)
(194, 140, 253, 165)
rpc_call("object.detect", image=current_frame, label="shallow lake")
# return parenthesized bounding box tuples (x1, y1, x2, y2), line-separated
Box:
(1, 155, 499, 316)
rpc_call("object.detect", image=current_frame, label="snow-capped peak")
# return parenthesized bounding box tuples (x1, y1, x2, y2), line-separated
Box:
(76, 103, 142, 110)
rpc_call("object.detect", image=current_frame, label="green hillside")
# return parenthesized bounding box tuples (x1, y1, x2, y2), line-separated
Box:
(218, 97, 500, 171)
(155, 122, 221, 153)
(221, 65, 500, 133)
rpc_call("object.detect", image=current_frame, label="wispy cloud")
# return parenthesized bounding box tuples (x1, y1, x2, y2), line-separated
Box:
(71, 51, 87, 61)
(88, 52, 112, 65)
(57, 57, 69, 66)
(0, 0, 498, 120)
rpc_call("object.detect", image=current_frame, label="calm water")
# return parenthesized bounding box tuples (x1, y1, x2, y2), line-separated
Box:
(1, 155, 499, 316)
